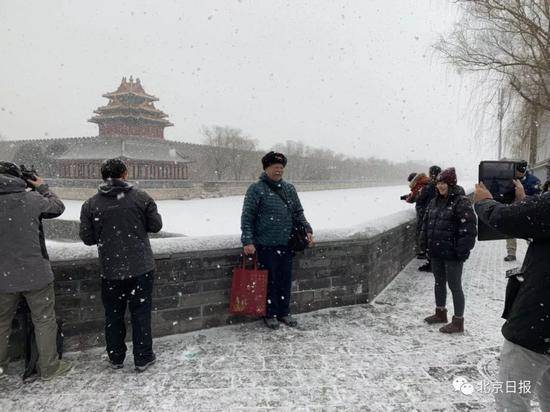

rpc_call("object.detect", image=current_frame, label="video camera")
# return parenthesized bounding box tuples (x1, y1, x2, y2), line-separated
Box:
(20, 165, 39, 186)
(477, 160, 527, 241)
(0, 162, 39, 189)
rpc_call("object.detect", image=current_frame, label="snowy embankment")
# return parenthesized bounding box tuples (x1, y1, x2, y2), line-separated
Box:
(48, 183, 475, 261)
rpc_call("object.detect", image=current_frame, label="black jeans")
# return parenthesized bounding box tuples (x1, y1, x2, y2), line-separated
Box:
(415, 210, 424, 254)
(431, 258, 465, 317)
(256, 245, 293, 318)
(101, 272, 154, 366)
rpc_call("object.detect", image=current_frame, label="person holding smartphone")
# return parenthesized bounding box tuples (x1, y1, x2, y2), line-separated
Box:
(502, 161, 541, 262)
(475, 180, 550, 411)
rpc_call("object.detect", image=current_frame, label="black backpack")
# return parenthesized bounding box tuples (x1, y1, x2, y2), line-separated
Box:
(17, 298, 64, 382)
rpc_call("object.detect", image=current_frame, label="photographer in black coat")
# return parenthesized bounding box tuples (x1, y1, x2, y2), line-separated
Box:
(475, 180, 550, 411)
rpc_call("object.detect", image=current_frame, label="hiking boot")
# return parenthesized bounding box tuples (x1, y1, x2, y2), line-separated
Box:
(439, 316, 464, 333)
(41, 360, 73, 381)
(278, 315, 298, 327)
(424, 308, 448, 324)
(418, 262, 432, 272)
(504, 255, 516, 262)
(135, 355, 156, 373)
(264, 317, 280, 330)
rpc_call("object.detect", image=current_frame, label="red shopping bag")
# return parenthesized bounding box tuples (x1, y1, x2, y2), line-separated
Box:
(229, 255, 268, 317)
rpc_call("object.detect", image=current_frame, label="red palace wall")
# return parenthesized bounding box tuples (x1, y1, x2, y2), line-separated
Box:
(59, 160, 188, 180)
(98, 121, 165, 139)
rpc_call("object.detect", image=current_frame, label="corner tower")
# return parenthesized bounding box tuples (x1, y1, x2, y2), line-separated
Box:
(89, 76, 173, 139)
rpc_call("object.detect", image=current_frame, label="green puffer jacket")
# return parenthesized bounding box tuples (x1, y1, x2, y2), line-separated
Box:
(241, 173, 312, 247)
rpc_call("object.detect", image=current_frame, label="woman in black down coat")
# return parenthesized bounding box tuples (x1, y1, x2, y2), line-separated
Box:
(420, 168, 477, 333)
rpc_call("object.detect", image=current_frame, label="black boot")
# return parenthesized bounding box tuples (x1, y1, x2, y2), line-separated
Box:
(504, 255, 516, 262)
(418, 262, 432, 272)
(278, 315, 298, 327)
(264, 317, 280, 330)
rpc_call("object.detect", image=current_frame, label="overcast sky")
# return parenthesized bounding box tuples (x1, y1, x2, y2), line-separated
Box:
(0, 0, 495, 178)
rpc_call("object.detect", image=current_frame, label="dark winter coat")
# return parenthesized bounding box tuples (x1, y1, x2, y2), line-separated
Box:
(520, 171, 541, 196)
(415, 181, 437, 218)
(79, 179, 163, 280)
(241, 173, 312, 247)
(0, 175, 65, 293)
(475, 194, 550, 354)
(420, 185, 477, 262)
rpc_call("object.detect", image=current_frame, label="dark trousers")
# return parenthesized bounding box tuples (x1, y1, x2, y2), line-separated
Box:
(257, 245, 293, 318)
(101, 272, 154, 366)
(415, 210, 424, 253)
(431, 258, 465, 317)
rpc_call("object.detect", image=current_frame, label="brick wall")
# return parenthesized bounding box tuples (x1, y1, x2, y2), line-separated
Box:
(9, 218, 416, 355)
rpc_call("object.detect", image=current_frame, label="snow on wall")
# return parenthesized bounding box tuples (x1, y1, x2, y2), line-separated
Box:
(47, 183, 474, 262)
(46, 208, 416, 262)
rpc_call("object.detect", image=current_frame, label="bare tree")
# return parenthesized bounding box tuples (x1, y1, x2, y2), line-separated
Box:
(202, 125, 257, 180)
(436, 0, 550, 160)
(272, 140, 310, 180)
(437, 1, 550, 109)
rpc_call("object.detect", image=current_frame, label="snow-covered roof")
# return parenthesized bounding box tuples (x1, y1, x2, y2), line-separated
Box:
(56, 136, 191, 162)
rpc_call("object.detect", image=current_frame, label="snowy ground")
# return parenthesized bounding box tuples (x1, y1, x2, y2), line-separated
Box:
(1, 239, 539, 411)
(59, 183, 475, 238)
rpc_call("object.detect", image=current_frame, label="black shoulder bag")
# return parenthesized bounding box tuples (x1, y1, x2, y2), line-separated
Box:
(269, 185, 310, 252)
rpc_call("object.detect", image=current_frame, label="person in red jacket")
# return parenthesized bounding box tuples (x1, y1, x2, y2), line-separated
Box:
(401, 172, 430, 204)
(401, 172, 431, 265)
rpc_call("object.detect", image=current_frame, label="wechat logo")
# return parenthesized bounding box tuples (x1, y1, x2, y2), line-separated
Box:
(453, 375, 475, 395)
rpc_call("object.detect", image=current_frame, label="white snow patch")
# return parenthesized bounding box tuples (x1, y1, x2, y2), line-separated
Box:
(47, 184, 474, 262)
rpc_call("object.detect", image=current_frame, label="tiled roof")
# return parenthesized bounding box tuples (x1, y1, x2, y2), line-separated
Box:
(56, 136, 191, 163)
(103, 76, 158, 101)
(90, 77, 173, 127)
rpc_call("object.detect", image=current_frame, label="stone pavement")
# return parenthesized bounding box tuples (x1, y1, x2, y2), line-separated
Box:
(0, 239, 541, 411)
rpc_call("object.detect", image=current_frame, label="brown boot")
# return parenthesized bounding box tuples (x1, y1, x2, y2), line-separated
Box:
(439, 316, 464, 333)
(424, 308, 448, 324)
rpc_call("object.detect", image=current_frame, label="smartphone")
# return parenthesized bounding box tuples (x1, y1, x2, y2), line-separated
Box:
(477, 160, 516, 241)
(479, 161, 517, 204)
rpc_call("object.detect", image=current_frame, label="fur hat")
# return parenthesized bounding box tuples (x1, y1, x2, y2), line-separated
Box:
(261, 151, 287, 169)
(437, 167, 457, 186)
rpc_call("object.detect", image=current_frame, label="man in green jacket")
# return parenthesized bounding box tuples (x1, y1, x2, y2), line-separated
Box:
(241, 152, 313, 329)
